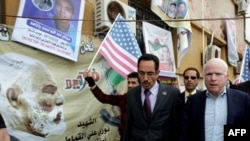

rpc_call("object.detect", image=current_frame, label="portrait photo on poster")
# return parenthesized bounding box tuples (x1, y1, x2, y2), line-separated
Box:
(0, 53, 66, 140)
(12, 0, 85, 61)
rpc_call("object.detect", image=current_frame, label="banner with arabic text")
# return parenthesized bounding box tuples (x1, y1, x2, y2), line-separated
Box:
(11, 0, 85, 62)
(0, 27, 124, 141)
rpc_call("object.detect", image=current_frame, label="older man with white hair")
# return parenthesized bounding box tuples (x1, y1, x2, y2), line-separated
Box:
(180, 58, 250, 141)
(0, 53, 66, 140)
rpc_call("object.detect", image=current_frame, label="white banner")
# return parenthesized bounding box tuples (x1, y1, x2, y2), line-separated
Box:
(0, 28, 121, 141)
(151, 0, 192, 67)
(226, 14, 239, 66)
(143, 22, 176, 77)
(11, 0, 85, 62)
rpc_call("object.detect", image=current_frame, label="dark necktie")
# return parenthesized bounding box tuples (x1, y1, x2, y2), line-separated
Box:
(144, 89, 151, 119)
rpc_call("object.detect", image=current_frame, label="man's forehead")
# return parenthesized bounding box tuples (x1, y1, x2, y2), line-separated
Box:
(138, 62, 155, 71)
(128, 77, 139, 82)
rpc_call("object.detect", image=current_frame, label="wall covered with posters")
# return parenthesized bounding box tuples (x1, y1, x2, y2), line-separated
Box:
(3, 0, 245, 81)
(0, 27, 128, 141)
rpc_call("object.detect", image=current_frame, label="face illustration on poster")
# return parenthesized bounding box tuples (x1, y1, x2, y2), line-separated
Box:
(148, 38, 172, 62)
(24, 0, 79, 53)
(167, 2, 177, 18)
(158, 45, 171, 62)
(54, 0, 75, 32)
(176, 1, 187, 19)
(53, 0, 78, 52)
(0, 53, 66, 140)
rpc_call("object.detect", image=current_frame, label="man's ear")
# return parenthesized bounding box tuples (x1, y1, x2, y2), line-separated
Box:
(7, 87, 22, 108)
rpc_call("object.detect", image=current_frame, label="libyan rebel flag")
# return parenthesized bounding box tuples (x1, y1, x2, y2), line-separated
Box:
(107, 69, 125, 86)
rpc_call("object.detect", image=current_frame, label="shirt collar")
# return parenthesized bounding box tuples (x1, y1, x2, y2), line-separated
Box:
(185, 89, 197, 95)
(142, 81, 159, 96)
(206, 87, 227, 98)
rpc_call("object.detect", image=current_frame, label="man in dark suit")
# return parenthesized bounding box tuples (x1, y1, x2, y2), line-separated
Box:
(180, 67, 201, 104)
(177, 67, 201, 134)
(83, 71, 140, 141)
(180, 58, 250, 141)
(123, 54, 181, 141)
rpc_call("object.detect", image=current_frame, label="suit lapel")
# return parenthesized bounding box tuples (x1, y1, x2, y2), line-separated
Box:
(226, 89, 235, 124)
(151, 84, 167, 118)
(134, 88, 148, 120)
(197, 91, 207, 139)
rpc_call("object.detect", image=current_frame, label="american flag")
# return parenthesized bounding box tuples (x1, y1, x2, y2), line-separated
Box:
(240, 47, 250, 82)
(99, 14, 141, 78)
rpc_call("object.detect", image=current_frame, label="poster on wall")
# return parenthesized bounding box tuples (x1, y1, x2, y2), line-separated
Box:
(143, 22, 176, 77)
(11, 0, 85, 62)
(1, 28, 123, 141)
(158, 75, 179, 88)
(150, 0, 192, 68)
(245, 6, 250, 44)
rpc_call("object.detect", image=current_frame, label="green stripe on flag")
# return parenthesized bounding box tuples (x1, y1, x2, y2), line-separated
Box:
(108, 69, 125, 86)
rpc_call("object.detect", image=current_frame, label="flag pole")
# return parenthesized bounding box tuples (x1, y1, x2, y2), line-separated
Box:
(87, 37, 105, 70)
(87, 14, 121, 70)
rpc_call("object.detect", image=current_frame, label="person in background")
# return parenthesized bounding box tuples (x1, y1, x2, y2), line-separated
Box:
(123, 54, 181, 141)
(179, 58, 250, 141)
(230, 60, 250, 95)
(84, 71, 140, 141)
(177, 67, 201, 134)
(0, 115, 10, 141)
(180, 67, 200, 104)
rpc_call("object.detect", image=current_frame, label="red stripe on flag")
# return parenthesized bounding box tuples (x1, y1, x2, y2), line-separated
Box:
(100, 36, 137, 77)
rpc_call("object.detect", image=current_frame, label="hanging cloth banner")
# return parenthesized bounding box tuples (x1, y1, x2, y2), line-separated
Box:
(225, 14, 239, 66)
(143, 22, 176, 77)
(151, 0, 192, 67)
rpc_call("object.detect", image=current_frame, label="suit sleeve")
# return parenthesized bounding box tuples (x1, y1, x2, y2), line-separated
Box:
(122, 91, 132, 141)
(90, 86, 125, 106)
(245, 93, 250, 130)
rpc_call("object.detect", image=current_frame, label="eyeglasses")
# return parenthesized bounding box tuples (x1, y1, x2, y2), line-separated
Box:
(184, 76, 197, 80)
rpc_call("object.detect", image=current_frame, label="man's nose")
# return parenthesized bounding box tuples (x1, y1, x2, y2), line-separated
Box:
(142, 74, 149, 80)
(54, 112, 62, 123)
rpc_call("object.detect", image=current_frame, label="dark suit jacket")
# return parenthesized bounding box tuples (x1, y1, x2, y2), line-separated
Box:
(123, 83, 181, 141)
(230, 81, 250, 95)
(179, 90, 201, 106)
(179, 88, 250, 141)
(177, 90, 201, 134)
